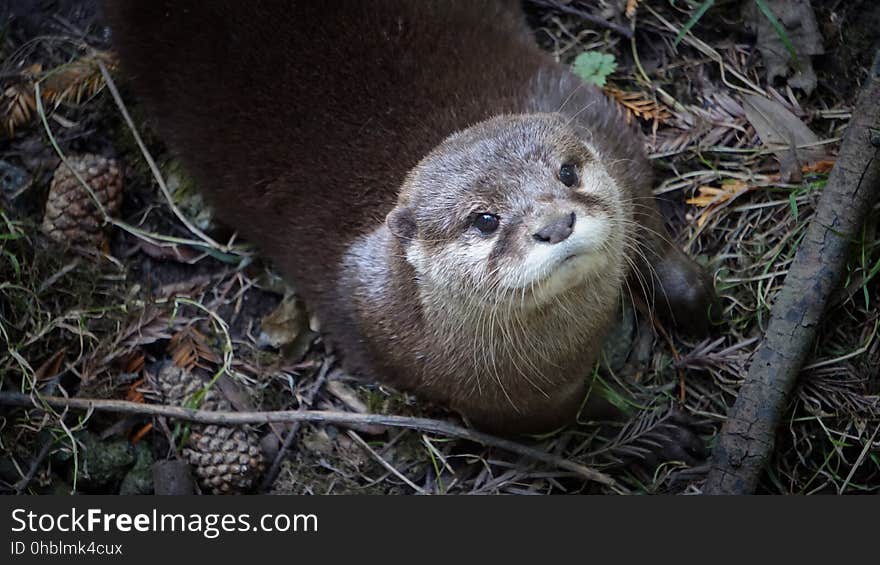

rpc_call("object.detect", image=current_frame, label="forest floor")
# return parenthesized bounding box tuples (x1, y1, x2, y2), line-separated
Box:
(1, 1, 879, 495)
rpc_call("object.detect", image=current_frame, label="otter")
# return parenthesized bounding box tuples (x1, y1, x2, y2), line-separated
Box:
(107, 1, 715, 433)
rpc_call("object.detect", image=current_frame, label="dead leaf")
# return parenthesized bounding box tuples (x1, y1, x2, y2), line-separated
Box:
(742, 94, 827, 167)
(215, 376, 258, 413)
(686, 180, 750, 207)
(258, 293, 308, 349)
(746, 0, 823, 94)
(686, 180, 755, 227)
(802, 159, 835, 174)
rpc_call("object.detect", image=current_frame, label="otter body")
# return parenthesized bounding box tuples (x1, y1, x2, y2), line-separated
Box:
(109, 1, 713, 433)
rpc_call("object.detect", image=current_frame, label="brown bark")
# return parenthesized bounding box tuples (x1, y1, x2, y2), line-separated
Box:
(704, 50, 880, 494)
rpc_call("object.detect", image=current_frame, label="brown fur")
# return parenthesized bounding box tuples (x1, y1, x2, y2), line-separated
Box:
(107, 1, 715, 433)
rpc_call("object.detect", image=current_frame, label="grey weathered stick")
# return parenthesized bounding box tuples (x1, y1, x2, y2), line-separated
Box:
(0, 391, 622, 491)
(704, 50, 880, 495)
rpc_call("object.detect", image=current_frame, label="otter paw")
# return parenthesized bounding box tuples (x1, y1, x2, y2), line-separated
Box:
(651, 248, 720, 336)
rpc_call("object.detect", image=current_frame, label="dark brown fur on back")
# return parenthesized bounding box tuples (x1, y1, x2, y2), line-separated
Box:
(108, 1, 714, 433)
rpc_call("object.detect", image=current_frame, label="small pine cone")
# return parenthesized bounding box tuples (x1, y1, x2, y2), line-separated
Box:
(154, 363, 266, 494)
(41, 154, 123, 247)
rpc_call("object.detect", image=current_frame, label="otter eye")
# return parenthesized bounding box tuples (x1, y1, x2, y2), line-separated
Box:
(472, 213, 500, 235)
(558, 163, 578, 187)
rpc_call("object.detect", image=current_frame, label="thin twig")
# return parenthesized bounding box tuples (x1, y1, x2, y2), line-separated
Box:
(258, 361, 331, 492)
(34, 72, 240, 254)
(97, 59, 233, 254)
(528, 0, 634, 39)
(838, 423, 880, 495)
(0, 391, 622, 490)
(14, 438, 56, 495)
(644, 5, 764, 97)
(347, 430, 428, 495)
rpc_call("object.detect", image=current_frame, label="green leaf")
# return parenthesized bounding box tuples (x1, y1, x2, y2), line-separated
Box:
(789, 192, 798, 222)
(571, 51, 617, 87)
(3, 250, 20, 277)
(674, 0, 715, 46)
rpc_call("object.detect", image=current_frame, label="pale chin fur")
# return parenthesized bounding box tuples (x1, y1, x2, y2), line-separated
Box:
(498, 214, 612, 294)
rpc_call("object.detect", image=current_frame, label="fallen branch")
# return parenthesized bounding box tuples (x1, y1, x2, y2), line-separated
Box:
(0, 391, 622, 491)
(704, 49, 880, 494)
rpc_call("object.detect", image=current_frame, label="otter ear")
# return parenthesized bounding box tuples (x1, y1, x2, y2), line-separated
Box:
(386, 205, 417, 246)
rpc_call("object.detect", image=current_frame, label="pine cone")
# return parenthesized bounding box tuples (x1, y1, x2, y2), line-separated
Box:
(154, 363, 265, 494)
(41, 154, 123, 247)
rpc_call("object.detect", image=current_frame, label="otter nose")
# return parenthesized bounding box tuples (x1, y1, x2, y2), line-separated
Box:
(533, 212, 576, 244)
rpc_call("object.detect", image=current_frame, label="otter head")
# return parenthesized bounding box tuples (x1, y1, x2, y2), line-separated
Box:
(387, 113, 629, 309)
